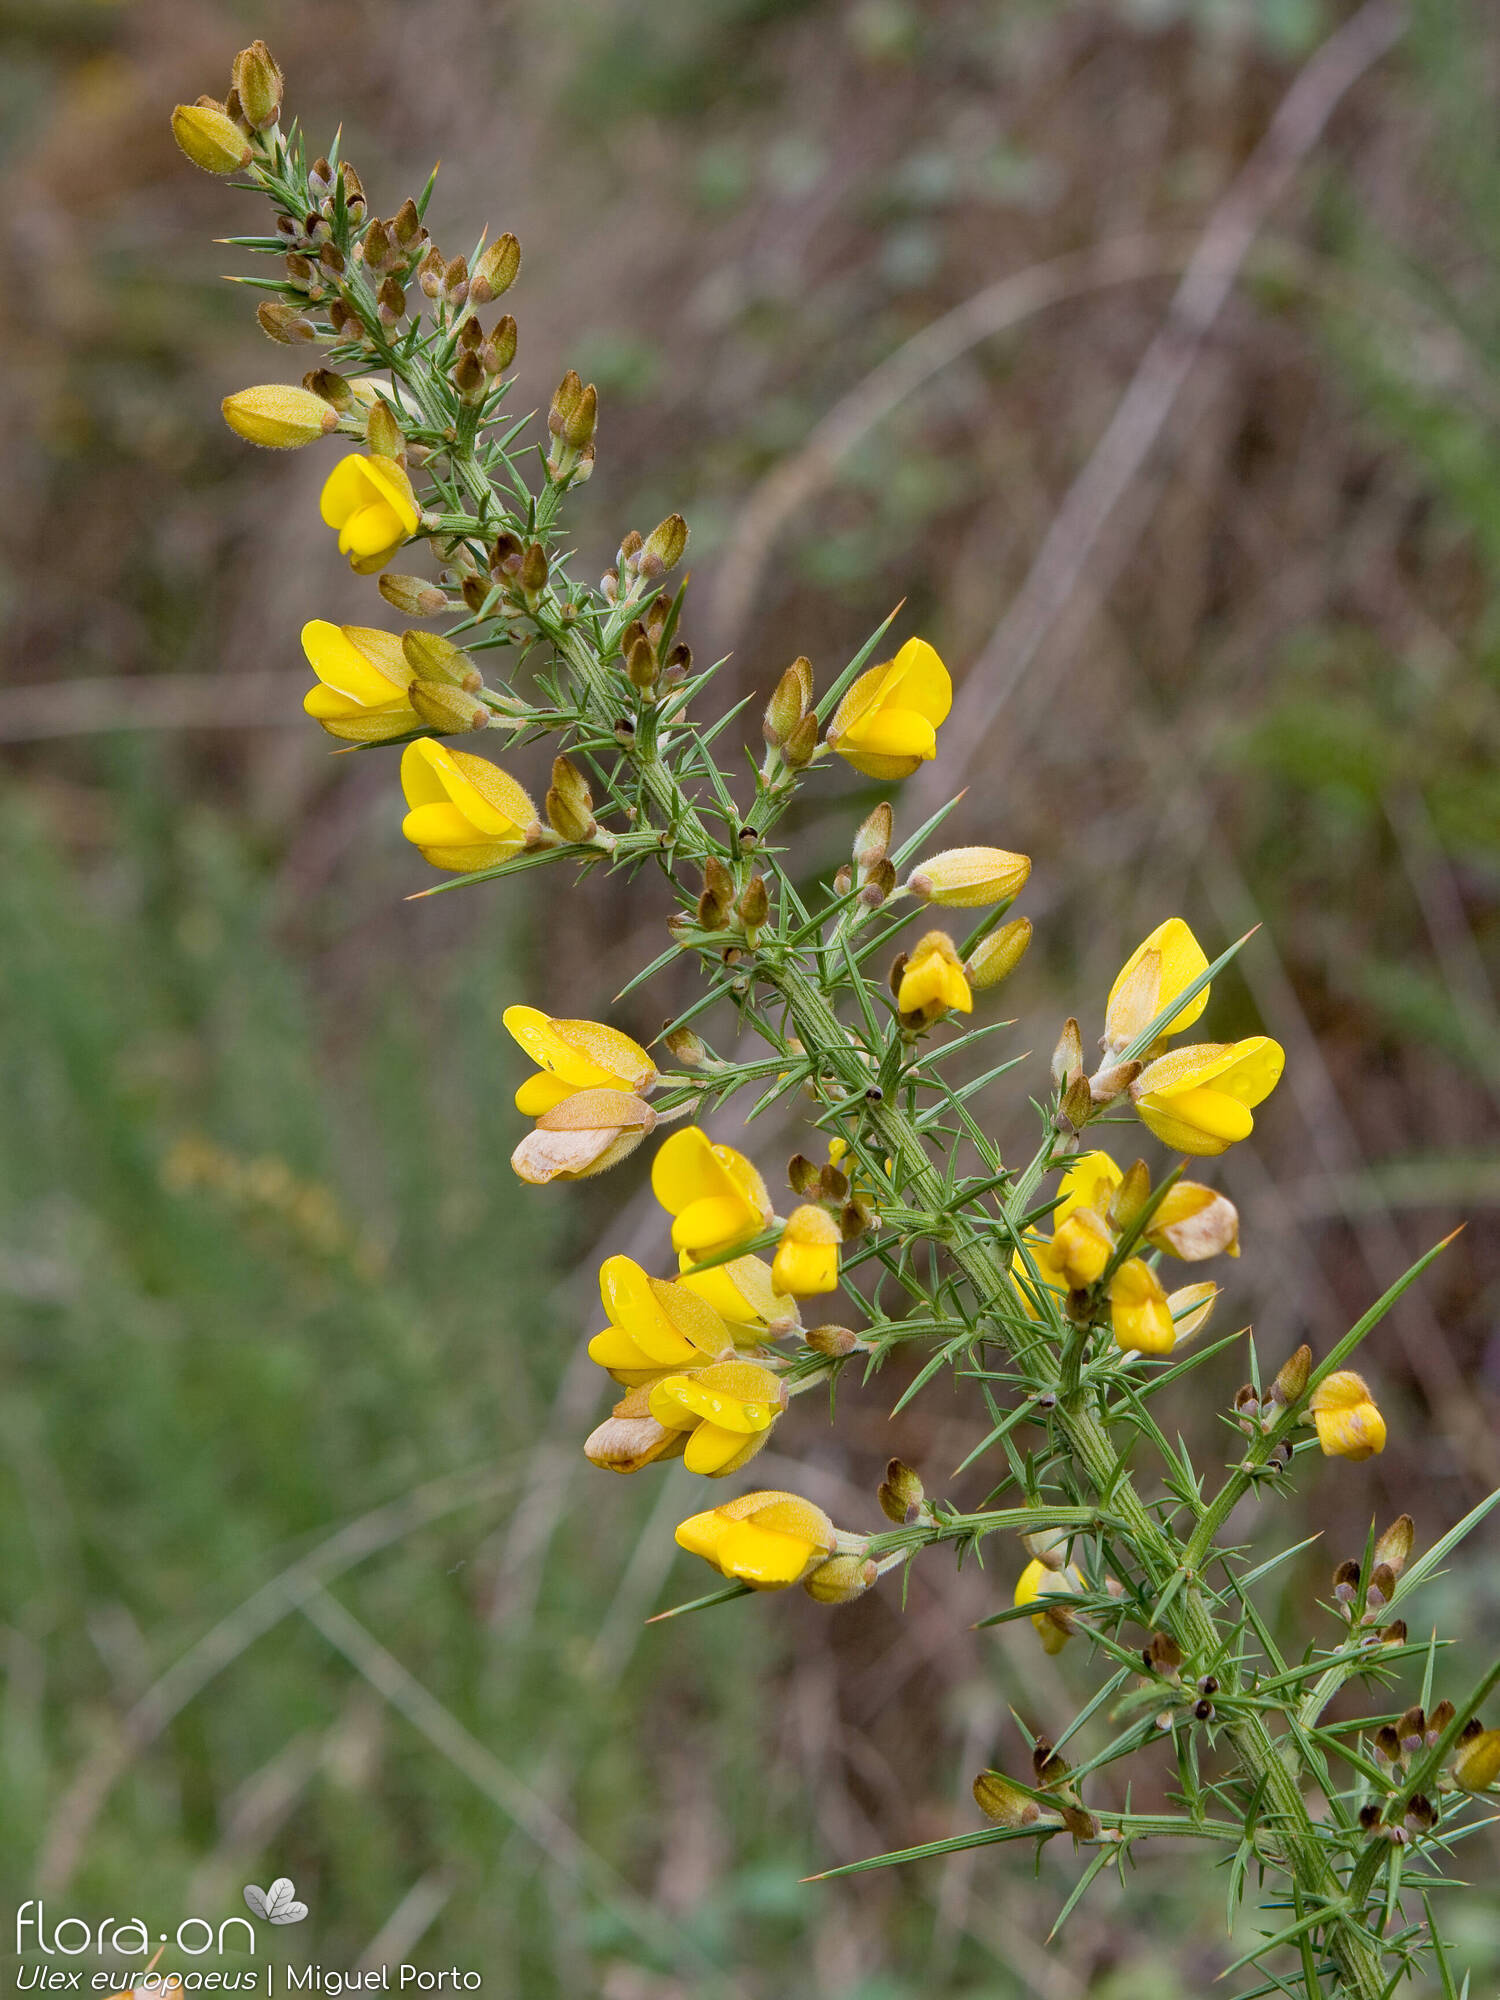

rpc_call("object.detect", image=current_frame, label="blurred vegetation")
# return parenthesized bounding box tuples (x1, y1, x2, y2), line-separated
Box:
(4, 0, 1500, 1994)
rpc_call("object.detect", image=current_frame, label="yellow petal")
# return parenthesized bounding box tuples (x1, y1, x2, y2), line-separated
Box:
(713, 1520, 817, 1587)
(515, 1071, 576, 1117)
(1106, 919, 1210, 1048)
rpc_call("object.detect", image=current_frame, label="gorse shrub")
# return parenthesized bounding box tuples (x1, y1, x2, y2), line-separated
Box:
(176, 42, 1499, 1998)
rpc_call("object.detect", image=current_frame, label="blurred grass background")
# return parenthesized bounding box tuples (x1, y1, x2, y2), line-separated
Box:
(4, 0, 1500, 1993)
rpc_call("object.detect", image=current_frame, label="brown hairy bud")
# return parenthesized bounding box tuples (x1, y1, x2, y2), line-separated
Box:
(452, 351, 485, 402)
(764, 664, 808, 746)
(1145, 1632, 1183, 1676)
(377, 275, 407, 325)
(442, 254, 469, 308)
(1109, 1160, 1152, 1235)
(483, 314, 518, 375)
(1032, 1739, 1069, 1787)
(546, 760, 597, 843)
(365, 400, 404, 462)
(639, 513, 689, 581)
(380, 575, 450, 619)
(393, 197, 423, 247)
(1270, 1344, 1312, 1408)
(1374, 1513, 1415, 1578)
(549, 369, 584, 437)
(1398, 1706, 1426, 1755)
(1427, 1700, 1455, 1745)
(418, 246, 446, 298)
(662, 1026, 709, 1068)
(1374, 1724, 1401, 1763)
(877, 1458, 924, 1525)
(805, 1323, 860, 1358)
(1051, 1018, 1083, 1089)
(1331, 1558, 1360, 1605)
(339, 164, 366, 218)
(520, 542, 549, 607)
(737, 874, 769, 931)
(1366, 1562, 1396, 1612)
(563, 382, 598, 450)
(781, 712, 819, 770)
(1058, 1804, 1100, 1843)
(257, 300, 316, 344)
(853, 801, 892, 877)
(1090, 1059, 1142, 1106)
(859, 860, 896, 909)
(1380, 1619, 1408, 1646)
(626, 634, 657, 693)
(703, 856, 735, 908)
(695, 888, 727, 932)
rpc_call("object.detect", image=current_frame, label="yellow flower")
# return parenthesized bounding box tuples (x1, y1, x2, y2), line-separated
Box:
(651, 1126, 772, 1260)
(1143, 1181, 1240, 1261)
(647, 1359, 787, 1475)
(1130, 1038, 1285, 1157)
(320, 453, 420, 573)
(679, 1254, 800, 1345)
(1014, 1556, 1084, 1655)
(1105, 918, 1211, 1054)
(587, 1256, 731, 1387)
(1012, 1152, 1122, 1316)
(502, 1005, 657, 1117)
(772, 1205, 841, 1297)
(509, 1088, 655, 1184)
(897, 930, 972, 1022)
(1048, 1208, 1114, 1289)
(301, 620, 418, 742)
(827, 637, 953, 779)
(400, 739, 536, 872)
(1453, 1728, 1500, 1792)
(223, 383, 338, 450)
(675, 1489, 837, 1590)
(1309, 1371, 1386, 1461)
(1165, 1281, 1218, 1347)
(171, 102, 252, 175)
(907, 846, 1031, 908)
(1108, 1259, 1175, 1356)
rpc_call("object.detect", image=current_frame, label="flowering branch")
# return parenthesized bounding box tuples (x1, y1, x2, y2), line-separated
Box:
(173, 45, 1496, 1998)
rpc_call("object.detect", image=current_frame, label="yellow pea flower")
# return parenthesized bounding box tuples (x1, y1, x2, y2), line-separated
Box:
(907, 846, 1031, 908)
(502, 1005, 657, 1117)
(509, 1087, 656, 1184)
(897, 930, 972, 1022)
(1105, 918, 1211, 1054)
(1167, 1280, 1218, 1347)
(587, 1255, 731, 1387)
(771, 1205, 841, 1297)
(651, 1126, 772, 1260)
(679, 1253, 800, 1345)
(1453, 1729, 1500, 1793)
(171, 102, 252, 175)
(675, 1489, 838, 1590)
(1049, 1208, 1114, 1290)
(1014, 1556, 1084, 1655)
(1309, 1371, 1386, 1461)
(826, 637, 953, 779)
(1012, 1151, 1122, 1316)
(647, 1359, 787, 1475)
(1143, 1181, 1240, 1261)
(223, 384, 338, 450)
(1130, 1037, 1285, 1157)
(320, 453, 420, 573)
(583, 1385, 689, 1474)
(1108, 1258, 1176, 1356)
(399, 739, 536, 872)
(301, 620, 419, 742)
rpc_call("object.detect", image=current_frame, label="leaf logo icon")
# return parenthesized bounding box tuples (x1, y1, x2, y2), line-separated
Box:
(243, 1879, 309, 1925)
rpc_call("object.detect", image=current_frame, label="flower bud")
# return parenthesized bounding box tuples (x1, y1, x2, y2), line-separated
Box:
(764, 660, 812, 746)
(1051, 1018, 1083, 1090)
(737, 875, 769, 931)
(804, 1324, 860, 1358)
(408, 682, 489, 733)
(1374, 1513, 1415, 1578)
(380, 575, 450, 618)
(171, 103, 253, 174)
(520, 542, 549, 608)
(964, 917, 1032, 992)
(303, 367, 353, 410)
(639, 513, 688, 582)
(221, 384, 337, 449)
(483, 315, 518, 375)
(393, 198, 424, 247)
(469, 232, 522, 305)
(852, 802, 892, 877)
(257, 300, 317, 344)
(402, 630, 481, 690)
(1269, 1344, 1312, 1409)
(230, 41, 283, 131)
(1108, 1159, 1152, 1235)
(1331, 1558, 1360, 1605)
(545, 755, 596, 843)
(662, 1026, 709, 1068)
(803, 1554, 879, 1604)
(781, 712, 819, 769)
(1427, 1701, 1455, 1745)
(907, 846, 1031, 908)
(877, 1457, 924, 1524)
(366, 400, 405, 462)
(973, 1774, 1040, 1829)
(1144, 1631, 1183, 1675)
(441, 254, 470, 309)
